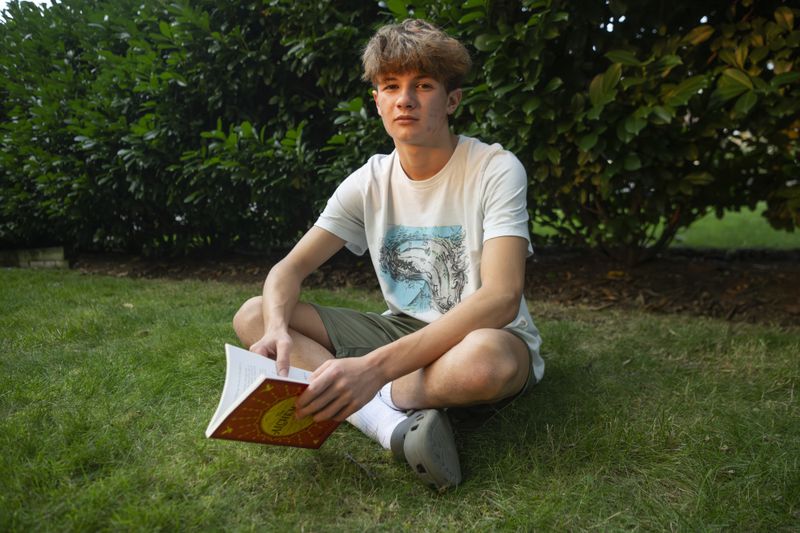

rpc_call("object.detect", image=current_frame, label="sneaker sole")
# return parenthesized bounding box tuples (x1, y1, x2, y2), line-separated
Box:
(396, 409, 461, 490)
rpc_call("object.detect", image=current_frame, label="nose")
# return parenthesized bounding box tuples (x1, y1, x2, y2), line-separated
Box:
(396, 86, 417, 109)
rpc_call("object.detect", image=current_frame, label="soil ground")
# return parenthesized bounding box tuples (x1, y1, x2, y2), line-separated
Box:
(72, 247, 800, 328)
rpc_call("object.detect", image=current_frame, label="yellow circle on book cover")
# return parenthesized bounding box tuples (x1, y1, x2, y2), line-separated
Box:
(260, 397, 314, 436)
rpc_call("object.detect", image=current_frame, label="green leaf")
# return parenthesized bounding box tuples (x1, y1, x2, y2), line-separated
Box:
(589, 69, 619, 107)
(495, 82, 522, 97)
(523, 97, 542, 114)
(734, 44, 748, 69)
(616, 121, 634, 143)
(604, 49, 642, 66)
(774, 6, 795, 31)
(651, 106, 675, 123)
(722, 68, 753, 91)
(184, 191, 203, 204)
(159, 21, 172, 38)
(240, 121, 253, 139)
(326, 134, 346, 146)
(771, 72, 800, 87)
(543, 26, 560, 40)
(655, 54, 683, 73)
(684, 172, 714, 185)
(461, 0, 484, 8)
(543, 77, 563, 93)
(589, 74, 607, 107)
(556, 120, 573, 134)
(682, 25, 715, 45)
(534, 146, 561, 165)
(458, 11, 485, 24)
(733, 91, 758, 115)
(570, 93, 586, 113)
(346, 97, 364, 112)
(623, 154, 642, 171)
(710, 69, 754, 106)
(603, 64, 622, 93)
(385, 0, 408, 19)
(664, 75, 708, 106)
(577, 132, 598, 151)
(621, 77, 647, 90)
(624, 114, 647, 135)
(718, 49, 737, 68)
(226, 132, 238, 150)
(474, 34, 501, 52)
(750, 46, 769, 65)
(546, 147, 561, 165)
(201, 129, 226, 140)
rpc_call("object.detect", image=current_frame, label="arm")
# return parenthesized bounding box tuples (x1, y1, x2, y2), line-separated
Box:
(295, 235, 528, 420)
(249, 226, 345, 375)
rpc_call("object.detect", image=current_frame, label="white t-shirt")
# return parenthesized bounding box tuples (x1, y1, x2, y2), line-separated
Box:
(315, 135, 544, 383)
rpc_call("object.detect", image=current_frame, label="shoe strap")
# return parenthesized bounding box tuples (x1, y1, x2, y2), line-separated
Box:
(389, 411, 418, 460)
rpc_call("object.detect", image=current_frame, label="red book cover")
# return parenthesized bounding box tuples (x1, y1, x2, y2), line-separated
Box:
(206, 345, 341, 449)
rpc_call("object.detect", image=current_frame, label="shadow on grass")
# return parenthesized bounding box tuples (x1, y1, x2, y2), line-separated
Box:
(454, 352, 608, 480)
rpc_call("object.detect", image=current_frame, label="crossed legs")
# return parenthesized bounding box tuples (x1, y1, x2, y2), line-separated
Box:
(232, 296, 530, 411)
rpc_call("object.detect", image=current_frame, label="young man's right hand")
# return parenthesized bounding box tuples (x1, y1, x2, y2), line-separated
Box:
(251, 226, 346, 378)
(249, 330, 294, 377)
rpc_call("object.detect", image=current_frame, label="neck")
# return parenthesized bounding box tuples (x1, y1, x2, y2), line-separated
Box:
(395, 133, 459, 181)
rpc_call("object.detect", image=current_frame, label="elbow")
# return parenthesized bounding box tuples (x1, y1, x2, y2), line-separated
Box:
(501, 302, 521, 326)
(267, 258, 304, 286)
(493, 287, 523, 327)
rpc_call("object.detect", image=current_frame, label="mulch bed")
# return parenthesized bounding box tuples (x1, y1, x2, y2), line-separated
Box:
(72, 247, 800, 328)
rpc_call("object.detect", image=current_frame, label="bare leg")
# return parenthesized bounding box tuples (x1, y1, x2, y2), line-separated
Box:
(233, 296, 529, 408)
(391, 328, 530, 410)
(232, 295, 407, 450)
(232, 296, 334, 372)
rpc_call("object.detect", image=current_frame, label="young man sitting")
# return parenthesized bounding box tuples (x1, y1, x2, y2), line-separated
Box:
(233, 19, 544, 490)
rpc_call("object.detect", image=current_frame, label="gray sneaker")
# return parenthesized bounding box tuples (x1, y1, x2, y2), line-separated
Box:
(390, 409, 462, 490)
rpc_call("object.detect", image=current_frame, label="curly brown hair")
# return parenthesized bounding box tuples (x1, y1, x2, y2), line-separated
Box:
(362, 19, 472, 92)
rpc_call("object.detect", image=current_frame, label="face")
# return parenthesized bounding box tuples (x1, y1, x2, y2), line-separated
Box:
(372, 72, 462, 149)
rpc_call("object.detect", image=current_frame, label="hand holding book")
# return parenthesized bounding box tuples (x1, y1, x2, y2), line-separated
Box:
(205, 344, 340, 449)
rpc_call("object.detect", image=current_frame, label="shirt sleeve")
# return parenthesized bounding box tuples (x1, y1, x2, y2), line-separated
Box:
(314, 169, 369, 256)
(480, 151, 533, 256)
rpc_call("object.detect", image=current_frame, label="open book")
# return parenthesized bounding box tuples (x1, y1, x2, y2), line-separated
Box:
(205, 344, 340, 449)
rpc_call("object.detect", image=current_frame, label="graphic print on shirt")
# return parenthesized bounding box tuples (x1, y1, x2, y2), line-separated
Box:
(379, 225, 468, 315)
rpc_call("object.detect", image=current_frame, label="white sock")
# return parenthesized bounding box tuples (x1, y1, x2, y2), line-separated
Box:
(347, 382, 407, 449)
(378, 381, 401, 410)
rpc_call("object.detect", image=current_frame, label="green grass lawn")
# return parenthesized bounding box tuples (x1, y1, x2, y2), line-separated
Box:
(1, 269, 798, 531)
(532, 203, 800, 250)
(674, 205, 800, 250)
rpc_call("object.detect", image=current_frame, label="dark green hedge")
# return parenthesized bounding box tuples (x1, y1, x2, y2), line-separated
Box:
(1, 0, 797, 260)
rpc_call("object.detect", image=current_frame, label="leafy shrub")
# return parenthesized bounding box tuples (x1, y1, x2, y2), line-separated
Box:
(0, 0, 797, 260)
(0, 0, 382, 254)
(406, 0, 799, 261)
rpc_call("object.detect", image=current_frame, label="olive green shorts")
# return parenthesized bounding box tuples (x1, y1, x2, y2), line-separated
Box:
(309, 303, 534, 426)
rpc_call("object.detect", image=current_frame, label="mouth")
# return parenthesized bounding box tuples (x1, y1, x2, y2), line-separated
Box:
(394, 116, 418, 123)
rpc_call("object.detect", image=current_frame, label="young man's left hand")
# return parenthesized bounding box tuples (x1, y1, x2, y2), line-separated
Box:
(294, 357, 385, 421)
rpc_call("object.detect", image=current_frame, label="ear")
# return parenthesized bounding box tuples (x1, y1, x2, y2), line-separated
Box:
(446, 88, 462, 115)
(372, 88, 381, 117)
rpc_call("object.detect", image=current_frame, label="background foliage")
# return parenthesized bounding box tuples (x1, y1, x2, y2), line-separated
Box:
(1, 0, 797, 260)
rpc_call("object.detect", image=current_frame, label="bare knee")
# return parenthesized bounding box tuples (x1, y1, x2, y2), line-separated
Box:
(232, 296, 263, 346)
(458, 330, 525, 401)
